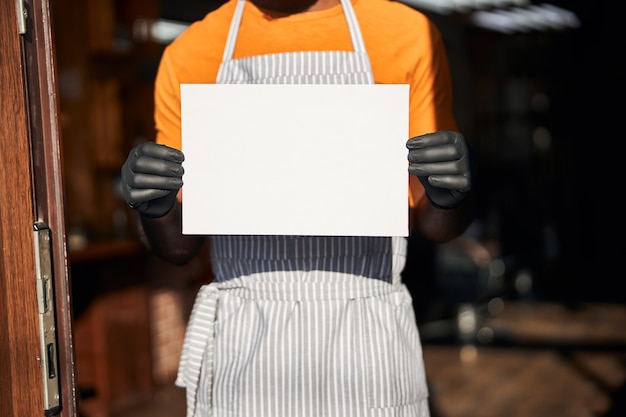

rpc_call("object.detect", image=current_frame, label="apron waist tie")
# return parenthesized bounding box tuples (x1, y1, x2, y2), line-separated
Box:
(175, 275, 405, 416)
(176, 283, 221, 417)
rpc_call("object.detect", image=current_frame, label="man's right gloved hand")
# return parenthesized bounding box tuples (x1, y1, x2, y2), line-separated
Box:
(121, 142, 185, 218)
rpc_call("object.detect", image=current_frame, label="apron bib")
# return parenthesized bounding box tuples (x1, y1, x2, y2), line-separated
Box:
(176, 1, 430, 415)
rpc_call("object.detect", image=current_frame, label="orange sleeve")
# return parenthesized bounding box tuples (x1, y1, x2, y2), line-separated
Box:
(406, 18, 458, 209)
(407, 18, 457, 137)
(154, 50, 183, 150)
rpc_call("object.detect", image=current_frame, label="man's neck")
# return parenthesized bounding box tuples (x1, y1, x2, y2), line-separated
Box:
(251, 0, 341, 17)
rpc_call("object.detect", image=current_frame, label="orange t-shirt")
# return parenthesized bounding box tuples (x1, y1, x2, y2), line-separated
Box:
(154, 0, 458, 208)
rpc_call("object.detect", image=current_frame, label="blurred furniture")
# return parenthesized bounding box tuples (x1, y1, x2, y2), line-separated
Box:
(410, 227, 522, 347)
(71, 240, 154, 417)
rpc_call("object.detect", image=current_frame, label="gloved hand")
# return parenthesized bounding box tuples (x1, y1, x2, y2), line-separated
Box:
(407, 131, 472, 209)
(121, 142, 185, 218)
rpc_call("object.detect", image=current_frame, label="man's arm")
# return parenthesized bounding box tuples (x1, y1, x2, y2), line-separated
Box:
(139, 198, 205, 265)
(411, 189, 475, 242)
(121, 141, 204, 265)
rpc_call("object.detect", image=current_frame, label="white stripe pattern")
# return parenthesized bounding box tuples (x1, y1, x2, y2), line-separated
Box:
(218, 51, 373, 84)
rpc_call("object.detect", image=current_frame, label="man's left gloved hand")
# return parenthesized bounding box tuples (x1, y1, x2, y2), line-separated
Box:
(407, 131, 472, 209)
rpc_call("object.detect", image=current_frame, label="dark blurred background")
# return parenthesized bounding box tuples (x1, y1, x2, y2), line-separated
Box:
(400, 0, 624, 321)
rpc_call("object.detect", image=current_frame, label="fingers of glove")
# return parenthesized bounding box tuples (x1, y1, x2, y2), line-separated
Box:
(123, 187, 173, 207)
(418, 176, 467, 208)
(134, 192, 178, 218)
(407, 143, 465, 164)
(124, 171, 183, 191)
(121, 143, 183, 194)
(135, 142, 184, 164)
(123, 143, 184, 180)
(427, 174, 471, 192)
(408, 133, 468, 162)
(127, 152, 184, 179)
(128, 156, 185, 178)
(406, 131, 462, 150)
(408, 158, 470, 184)
(408, 160, 467, 177)
(120, 143, 183, 215)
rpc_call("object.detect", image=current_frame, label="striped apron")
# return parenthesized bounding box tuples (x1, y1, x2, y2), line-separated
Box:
(176, 0, 430, 415)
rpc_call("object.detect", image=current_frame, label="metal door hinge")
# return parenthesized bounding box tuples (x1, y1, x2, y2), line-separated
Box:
(33, 223, 61, 416)
(16, 0, 27, 34)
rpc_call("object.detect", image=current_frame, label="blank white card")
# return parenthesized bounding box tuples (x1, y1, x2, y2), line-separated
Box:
(181, 83, 409, 236)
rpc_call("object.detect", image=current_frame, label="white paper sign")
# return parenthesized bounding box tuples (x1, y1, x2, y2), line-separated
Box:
(181, 83, 409, 236)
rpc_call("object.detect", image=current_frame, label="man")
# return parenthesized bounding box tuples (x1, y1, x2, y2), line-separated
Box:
(121, 0, 474, 415)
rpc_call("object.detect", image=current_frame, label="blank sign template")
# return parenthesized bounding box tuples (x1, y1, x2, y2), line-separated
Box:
(181, 83, 409, 237)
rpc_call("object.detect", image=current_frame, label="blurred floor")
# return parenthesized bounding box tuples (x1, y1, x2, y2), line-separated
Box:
(423, 301, 626, 417)
(106, 301, 626, 417)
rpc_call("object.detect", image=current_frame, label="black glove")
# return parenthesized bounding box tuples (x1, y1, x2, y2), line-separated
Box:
(407, 131, 472, 209)
(121, 142, 185, 218)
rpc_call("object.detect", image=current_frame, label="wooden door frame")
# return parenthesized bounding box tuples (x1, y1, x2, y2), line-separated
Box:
(1, 1, 77, 416)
